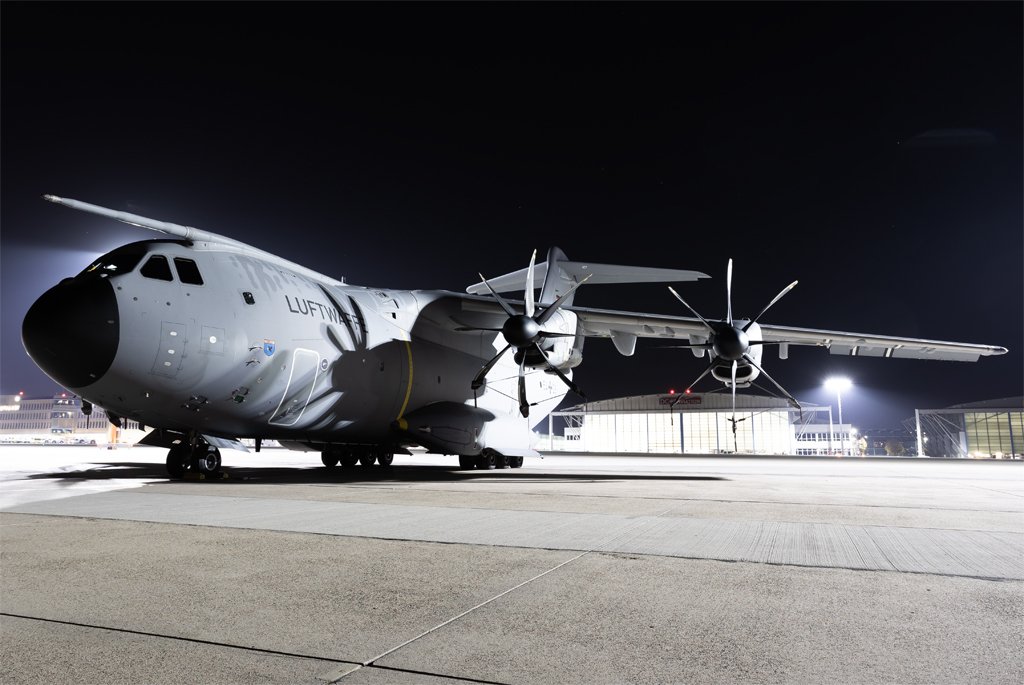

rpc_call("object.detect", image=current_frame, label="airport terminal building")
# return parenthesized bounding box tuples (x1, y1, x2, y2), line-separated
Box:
(0, 394, 142, 444)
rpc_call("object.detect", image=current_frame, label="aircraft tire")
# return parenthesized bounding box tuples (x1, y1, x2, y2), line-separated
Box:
(321, 451, 339, 468)
(195, 447, 222, 476)
(340, 453, 359, 467)
(166, 445, 188, 479)
(359, 454, 377, 467)
(475, 453, 495, 470)
(496, 453, 510, 469)
(458, 455, 475, 470)
(510, 456, 524, 468)
(377, 451, 394, 467)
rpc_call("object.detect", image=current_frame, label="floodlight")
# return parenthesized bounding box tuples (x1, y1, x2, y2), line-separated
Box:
(824, 377, 853, 456)
(824, 377, 852, 392)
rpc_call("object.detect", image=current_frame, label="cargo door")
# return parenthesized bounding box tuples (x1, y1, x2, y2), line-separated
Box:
(268, 348, 321, 427)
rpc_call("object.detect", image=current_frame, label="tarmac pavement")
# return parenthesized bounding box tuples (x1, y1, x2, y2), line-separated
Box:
(1, 447, 1022, 684)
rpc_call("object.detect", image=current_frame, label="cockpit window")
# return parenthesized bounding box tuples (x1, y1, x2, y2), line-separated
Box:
(140, 255, 174, 281)
(173, 257, 204, 285)
(78, 242, 148, 279)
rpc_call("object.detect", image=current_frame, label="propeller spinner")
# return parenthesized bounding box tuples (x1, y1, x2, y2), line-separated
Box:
(462, 250, 590, 417)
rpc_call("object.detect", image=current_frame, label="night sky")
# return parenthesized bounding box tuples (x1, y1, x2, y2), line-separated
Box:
(2, 2, 1021, 431)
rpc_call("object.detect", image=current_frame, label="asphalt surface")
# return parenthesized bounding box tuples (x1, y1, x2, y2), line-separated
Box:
(1, 447, 1022, 684)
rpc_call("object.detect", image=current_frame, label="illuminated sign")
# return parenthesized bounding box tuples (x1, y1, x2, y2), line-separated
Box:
(659, 396, 702, 406)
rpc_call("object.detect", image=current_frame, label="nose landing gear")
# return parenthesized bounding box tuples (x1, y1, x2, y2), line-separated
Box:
(166, 439, 222, 479)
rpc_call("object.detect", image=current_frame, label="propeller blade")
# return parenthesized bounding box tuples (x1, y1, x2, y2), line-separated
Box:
(746, 340, 797, 345)
(471, 344, 511, 390)
(685, 357, 719, 392)
(535, 331, 577, 338)
(477, 273, 517, 317)
(744, 280, 798, 332)
(535, 343, 585, 398)
(742, 353, 801, 410)
(455, 326, 503, 332)
(525, 249, 537, 318)
(535, 273, 593, 325)
(667, 286, 714, 331)
(518, 356, 529, 417)
(726, 258, 733, 326)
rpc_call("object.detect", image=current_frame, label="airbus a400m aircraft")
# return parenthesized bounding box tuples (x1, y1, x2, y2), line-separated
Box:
(23, 195, 1007, 478)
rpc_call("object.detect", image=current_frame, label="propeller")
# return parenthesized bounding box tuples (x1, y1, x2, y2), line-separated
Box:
(461, 250, 591, 417)
(667, 259, 802, 433)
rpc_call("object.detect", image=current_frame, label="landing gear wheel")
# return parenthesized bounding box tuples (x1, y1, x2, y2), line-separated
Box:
(475, 452, 496, 470)
(359, 453, 377, 466)
(496, 453, 510, 469)
(195, 447, 222, 477)
(510, 456, 524, 469)
(321, 451, 339, 468)
(340, 453, 359, 467)
(377, 452, 394, 467)
(166, 444, 189, 479)
(458, 455, 475, 470)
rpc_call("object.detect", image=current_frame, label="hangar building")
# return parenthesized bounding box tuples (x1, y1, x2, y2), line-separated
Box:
(914, 397, 1023, 459)
(546, 393, 844, 455)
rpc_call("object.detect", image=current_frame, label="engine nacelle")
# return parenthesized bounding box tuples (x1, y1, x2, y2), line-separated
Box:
(532, 308, 578, 369)
(711, 362, 759, 388)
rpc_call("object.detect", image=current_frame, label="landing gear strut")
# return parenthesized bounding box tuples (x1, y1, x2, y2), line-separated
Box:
(166, 438, 222, 479)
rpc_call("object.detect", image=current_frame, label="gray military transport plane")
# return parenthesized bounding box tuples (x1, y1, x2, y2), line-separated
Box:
(22, 195, 1007, 478)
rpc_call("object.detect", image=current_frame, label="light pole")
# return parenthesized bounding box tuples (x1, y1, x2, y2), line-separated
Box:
(824, 377, 852, 456)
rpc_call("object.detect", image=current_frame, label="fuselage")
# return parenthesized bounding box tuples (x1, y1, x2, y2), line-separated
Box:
(23, 238, 573, 455)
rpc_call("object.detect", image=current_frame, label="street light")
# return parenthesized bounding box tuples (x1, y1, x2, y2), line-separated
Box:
(824, 377, 852, 456)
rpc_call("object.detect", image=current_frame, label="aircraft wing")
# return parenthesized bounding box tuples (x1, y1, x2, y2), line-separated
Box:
(570, 305, 1009, 361)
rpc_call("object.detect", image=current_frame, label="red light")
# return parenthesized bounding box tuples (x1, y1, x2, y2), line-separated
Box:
(18, 391, 24, 396)
(61, 393, 67, 398)
(668, 388, 676, 395)
(684, 388, 692, 395)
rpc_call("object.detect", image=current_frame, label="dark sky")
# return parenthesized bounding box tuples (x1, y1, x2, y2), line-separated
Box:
(2, 2, 1021, 431)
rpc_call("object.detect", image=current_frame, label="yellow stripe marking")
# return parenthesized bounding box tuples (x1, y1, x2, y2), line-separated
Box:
(396, 340, 413, 420)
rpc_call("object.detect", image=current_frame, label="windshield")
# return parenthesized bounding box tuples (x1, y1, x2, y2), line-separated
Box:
(76, 240, 188, 280)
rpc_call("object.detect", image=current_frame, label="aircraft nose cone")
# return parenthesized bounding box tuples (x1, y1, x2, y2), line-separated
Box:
(22, 278, 119, 389)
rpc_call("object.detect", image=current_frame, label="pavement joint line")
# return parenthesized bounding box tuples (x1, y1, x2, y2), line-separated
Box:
(963, 483, 1024, 500)
(333, 549, 591, 683)
(329, 504, 686, 684)
(0, 612, 358, 667)
(12, 506, 1022, 581)
(362, 663, 512, 683)
(286, 484, 1024, 514)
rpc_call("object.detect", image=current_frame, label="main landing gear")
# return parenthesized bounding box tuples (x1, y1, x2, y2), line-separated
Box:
(321, 446, 394, 469)
(166, 439, 222, 479)
(459, 451, 524, 470)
